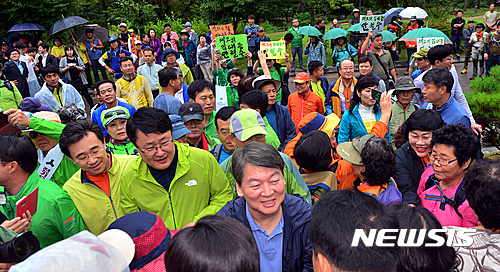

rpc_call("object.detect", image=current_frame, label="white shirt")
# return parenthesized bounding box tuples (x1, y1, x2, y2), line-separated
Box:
(41, 52, 48, 67)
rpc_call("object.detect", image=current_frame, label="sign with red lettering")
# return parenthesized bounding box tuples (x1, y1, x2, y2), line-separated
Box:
(211, 24, 234, 38)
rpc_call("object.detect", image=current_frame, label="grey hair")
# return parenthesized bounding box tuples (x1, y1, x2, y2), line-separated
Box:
(231, 142, 284, 187)
(340, 59, 354, 69)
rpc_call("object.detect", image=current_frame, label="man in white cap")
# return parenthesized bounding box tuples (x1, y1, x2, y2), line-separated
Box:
(118, 23, 130, 47)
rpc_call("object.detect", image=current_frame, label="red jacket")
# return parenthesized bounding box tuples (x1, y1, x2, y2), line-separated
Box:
(287, 91, 325, 133)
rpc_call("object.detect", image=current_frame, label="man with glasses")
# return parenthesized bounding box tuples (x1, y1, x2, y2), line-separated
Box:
(120, 107, 232, 230)
(153, 67, 182, 115)
(0, 132, 85, 248)
(5, 109, 80, 188)
(91, 79, 137, 137)
(178, 102, 220, 151)
(287, 72, 324, 132)
(325, 59, 357, 119)
(59, 120, 136, 235)
(211, 106, 238, 164)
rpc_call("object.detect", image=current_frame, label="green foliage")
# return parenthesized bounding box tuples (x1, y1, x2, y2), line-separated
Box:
(295, 13, 311, 25)
(106, 0, 159, 32)
(466, 66, 500, 148)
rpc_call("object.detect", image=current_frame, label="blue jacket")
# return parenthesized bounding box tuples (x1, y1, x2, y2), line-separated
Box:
(181, 39, 197, 67)
(332, 43, 357, 67)
(338, 104, 391, 144)
(267, 104, 297, 151)
(423, 96, 471, 128)
(180, 82, 189, 103)
(217, 194, 313, 272)
(91, 100, 137, 137)
(84, 37, 103, 60)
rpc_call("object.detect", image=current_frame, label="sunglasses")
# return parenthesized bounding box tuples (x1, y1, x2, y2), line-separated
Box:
(104, 109, 128, 119)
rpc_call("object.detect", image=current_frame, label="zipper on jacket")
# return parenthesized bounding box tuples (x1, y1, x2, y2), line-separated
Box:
(85, 181, 118, 219)
(168, 191, 177, 229)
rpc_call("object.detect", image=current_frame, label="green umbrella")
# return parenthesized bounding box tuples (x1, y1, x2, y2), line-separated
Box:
(400, 27, 451, 43)
(323, 28, 348, 40)
(347, 24, 360, 32)
(297, 26, 322, 37)
(381, 30, 398, 42)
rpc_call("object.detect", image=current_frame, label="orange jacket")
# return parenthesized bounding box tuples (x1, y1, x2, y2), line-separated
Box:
(405, 23, 420, 49)
(288, 91, 325, 134)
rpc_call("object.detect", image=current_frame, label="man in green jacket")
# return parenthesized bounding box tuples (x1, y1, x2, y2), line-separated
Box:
(0, 79, 23, 111)
(59, 121, 136, 235)
(120, 107, 233, 230)
(178, 102, 220, 151)
(0, 133, 85, 248)
(287, 18, 305, 71)
(5, 109, 80, 188)
(219, 108, 311, 203)
(187, 80, 219, 140)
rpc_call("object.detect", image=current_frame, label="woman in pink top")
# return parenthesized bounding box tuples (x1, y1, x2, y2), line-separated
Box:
(419, 124, 480, 227)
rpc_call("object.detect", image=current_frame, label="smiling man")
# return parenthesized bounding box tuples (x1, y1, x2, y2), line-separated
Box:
(187, 80, 218, 140)
(325, 59, 357, 119)
(59, 120, 136, 235)
(178, 102, 220, 151)
(217, 142, 313, 272)
(211, 106, 238, 164)
(115, 56, 154, 109)
(120, 107, 232, 230)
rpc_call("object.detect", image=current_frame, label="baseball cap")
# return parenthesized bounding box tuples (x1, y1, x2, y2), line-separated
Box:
(258, 27, 265, 32)
(169, 115, 192, 140)
(393, 76, 421, 94)
(468, 19, 475, 23)
(22, 111, 62, 133)
(134, 40, 142, 45)
(352, 8, 360, 13)
(183, 22, 192, 27)
(337, 134, 375, 165)
(1, 41, 7, 46)
(97, 229, 135, 265)
(410, 16, 417, 21)
(252, 75, 281, 91)
(292, 72, 310, 84)
(230, 109, 268, 141)
(413, 47, 429, 59)
(118, 23, 127, 28)
(178, 102, 204, 123)
(109, 36, 118, 43)
(18, 97, 50, 112)
(101, 106, 130, 127)
(298, 112, 340, 138)
(174, 67, 183, 76)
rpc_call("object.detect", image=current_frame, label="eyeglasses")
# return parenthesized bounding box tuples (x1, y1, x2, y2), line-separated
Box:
(74, 146, 106, 164)
(429, 153, 458, 166)
(104, 109, 128, 119)
(185, 120, 203, 126)
(245, 134, 266, 142)
(137, 139, 173, 156)
(29, 131, 39, 139)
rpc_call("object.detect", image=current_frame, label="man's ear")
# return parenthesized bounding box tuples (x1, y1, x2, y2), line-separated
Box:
(236, 182, 244, 197)
(189, 98, 194, 102)
(438, 85, 447, 95)
(314, 251, 333, 272)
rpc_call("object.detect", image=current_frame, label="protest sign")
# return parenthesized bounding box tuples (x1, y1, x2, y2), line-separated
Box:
(216, 34, 247, 59)
(417, 37, 445, 51)
(210, 24, 234, 38)
(260, 41, 286, 59)
(360, 15, 384, 33)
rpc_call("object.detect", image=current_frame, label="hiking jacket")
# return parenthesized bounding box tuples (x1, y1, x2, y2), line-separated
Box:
(463, 27, 475, 48)
(309, 76, 329, 103)
(394, 141, 427, 206)
(84, 37, 103, 60)
(217, 194, 313, 272)
(304, 41, 326, 68)
(106, 141, 138, 155)
(63, 153, 136, 235)
(338, 104, 391, 144)
(2, 171, 85, 248)
(116, 74, 154, 109)
(35, 80, 86, 113)
(29, 117, 80, 187)
(0, 79, 23, 111)
(181, 39, 197, 67)
(332, 43, 357, 67)
(91, 100, 137, 138)
(287, 91, 325, 133)
(120, 142, 233, 230)
(287, 27, 304, 48)
(268, 104, 297, 151)
(325, 77, 358, 118)
(99, 48, 133, 74)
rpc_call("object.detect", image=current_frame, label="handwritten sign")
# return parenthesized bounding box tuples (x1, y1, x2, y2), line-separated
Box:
(211, 24, 234, 38)
(417, 37, 445, 51)
(360, 15, 384, 33)
(260, 41, 286, 59)
(215, 34, 247, 59)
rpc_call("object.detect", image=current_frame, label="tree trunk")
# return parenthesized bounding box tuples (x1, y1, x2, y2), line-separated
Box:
(102, 0, 109, 28)
(478, 0, 481, 10)
(464, 0, 468, 11)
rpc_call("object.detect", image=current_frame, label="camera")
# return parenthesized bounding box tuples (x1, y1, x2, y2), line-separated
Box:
(371, 88, 383, 102)
(0, 231, 40, 263)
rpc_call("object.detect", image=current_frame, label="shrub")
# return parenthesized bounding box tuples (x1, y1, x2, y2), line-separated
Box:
(295, 12, 311, 25)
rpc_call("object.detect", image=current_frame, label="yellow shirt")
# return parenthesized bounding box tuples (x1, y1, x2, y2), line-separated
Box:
(75, 42, 88, 64)
(116, 74, 154, 109)
(310, 78, 326, 103)
(51, 45, 65, 58)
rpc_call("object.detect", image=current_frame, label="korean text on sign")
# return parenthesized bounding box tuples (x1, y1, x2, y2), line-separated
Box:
(210, 24, 234, 38)
(417, 37, 445, 51)
(215, 34, 248, 59)
(260, 41, 286, 59)
(360, 15, 384, 33)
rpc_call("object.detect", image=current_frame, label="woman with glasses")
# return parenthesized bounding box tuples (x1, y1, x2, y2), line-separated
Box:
(338, 75, 392, 144)
(418, 124, 481, 227)
(100, 106, 138, 155)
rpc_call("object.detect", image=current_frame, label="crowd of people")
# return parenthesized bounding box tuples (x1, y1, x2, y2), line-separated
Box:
(0, 8, 499, 272)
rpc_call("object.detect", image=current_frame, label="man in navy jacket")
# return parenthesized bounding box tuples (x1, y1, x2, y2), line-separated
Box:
(2, 49, 29, 98)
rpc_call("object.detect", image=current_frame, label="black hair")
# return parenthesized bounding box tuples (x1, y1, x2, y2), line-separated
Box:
(126, 107, 173, 145)
(129, 26, 138, 33)
(232, 142, 284, 186)
(119, 56, 134, 66)
(52, 37, 62, 46)
(239, 90, 268, 118)
(148, 29, 156, 36)
(284, 33, 294, 41)
(360, 136, 396, 186)
(0, 133, 37, 173)
(427, 45, 452, 65)
(350, 74, 380, 112)
(158, 67, 179, 87)
(95, 79, 116, 94)
(401, 109, 444, 141)
(237, 75, 257, 99)
(215, 106, 238, 129)
(27, 47, 37, 54)
(164, 23, 171, 28)
(143, 47, 155, 55)
(388, 203, 458, 272)
(456, 9, 463, 13)
(187, 80, 214, 100)
(140, 33, 148, 41)
(294, 130, 332, 172)
(307, 60, 323, 74)
(7, 49, 20, 58)
(464, 159, 500, 231)
(59, 121, 105, 159)
(248, 14, 256, 20)
(38, 42, 50, 51)
(422, 67, 454, 93)
(14, 41, 26, 49)
(316, 18, 325, 24)
(310, 190, 399, 272)
(64, 44, 75, 56)
(227, 68, 244, 86)
(165, 215, 260, 272)
(41, 64, 60, 78)
(431, 124, 480, 167)
(358, 56, 373, 66)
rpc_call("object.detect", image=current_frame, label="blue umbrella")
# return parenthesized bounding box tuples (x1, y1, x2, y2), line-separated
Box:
(50, 16, 88, 36)
(8, 23, 46, 33)
(384, 7, 404, 26)
(4, 33, 36, 46)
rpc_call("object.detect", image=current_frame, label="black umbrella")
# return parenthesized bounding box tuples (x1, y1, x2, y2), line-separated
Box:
(50, 16, 88, 36)
(8, 23, 46, 33)
(75, 24, 109, 43)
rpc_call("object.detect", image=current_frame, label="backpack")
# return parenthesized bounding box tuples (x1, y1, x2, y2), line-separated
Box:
(355, 177, 402, 206)
(424, 174, 466, 218)
(211, 144, 223, 163)
(0, 80, 14, 93)
(300, 162, 338, 205)
(278, 68, 290, 106)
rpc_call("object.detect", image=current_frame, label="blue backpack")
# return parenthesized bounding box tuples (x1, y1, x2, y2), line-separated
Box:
(356, 178, 402, 206)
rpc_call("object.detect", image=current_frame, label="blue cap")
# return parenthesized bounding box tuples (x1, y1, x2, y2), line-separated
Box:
(183, 22, 192, 27)
(109, 36, 118, 43)
(169, 115, 192, 140)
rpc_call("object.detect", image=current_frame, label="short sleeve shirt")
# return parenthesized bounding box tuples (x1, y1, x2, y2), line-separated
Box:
(484, 11, 499, 25)
(367, 50, 394, 80)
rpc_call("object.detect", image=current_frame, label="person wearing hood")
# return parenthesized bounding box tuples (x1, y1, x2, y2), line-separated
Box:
(331, 36, 357, 75)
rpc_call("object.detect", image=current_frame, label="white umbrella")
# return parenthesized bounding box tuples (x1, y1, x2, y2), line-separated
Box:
(399, 7, 429, 20)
